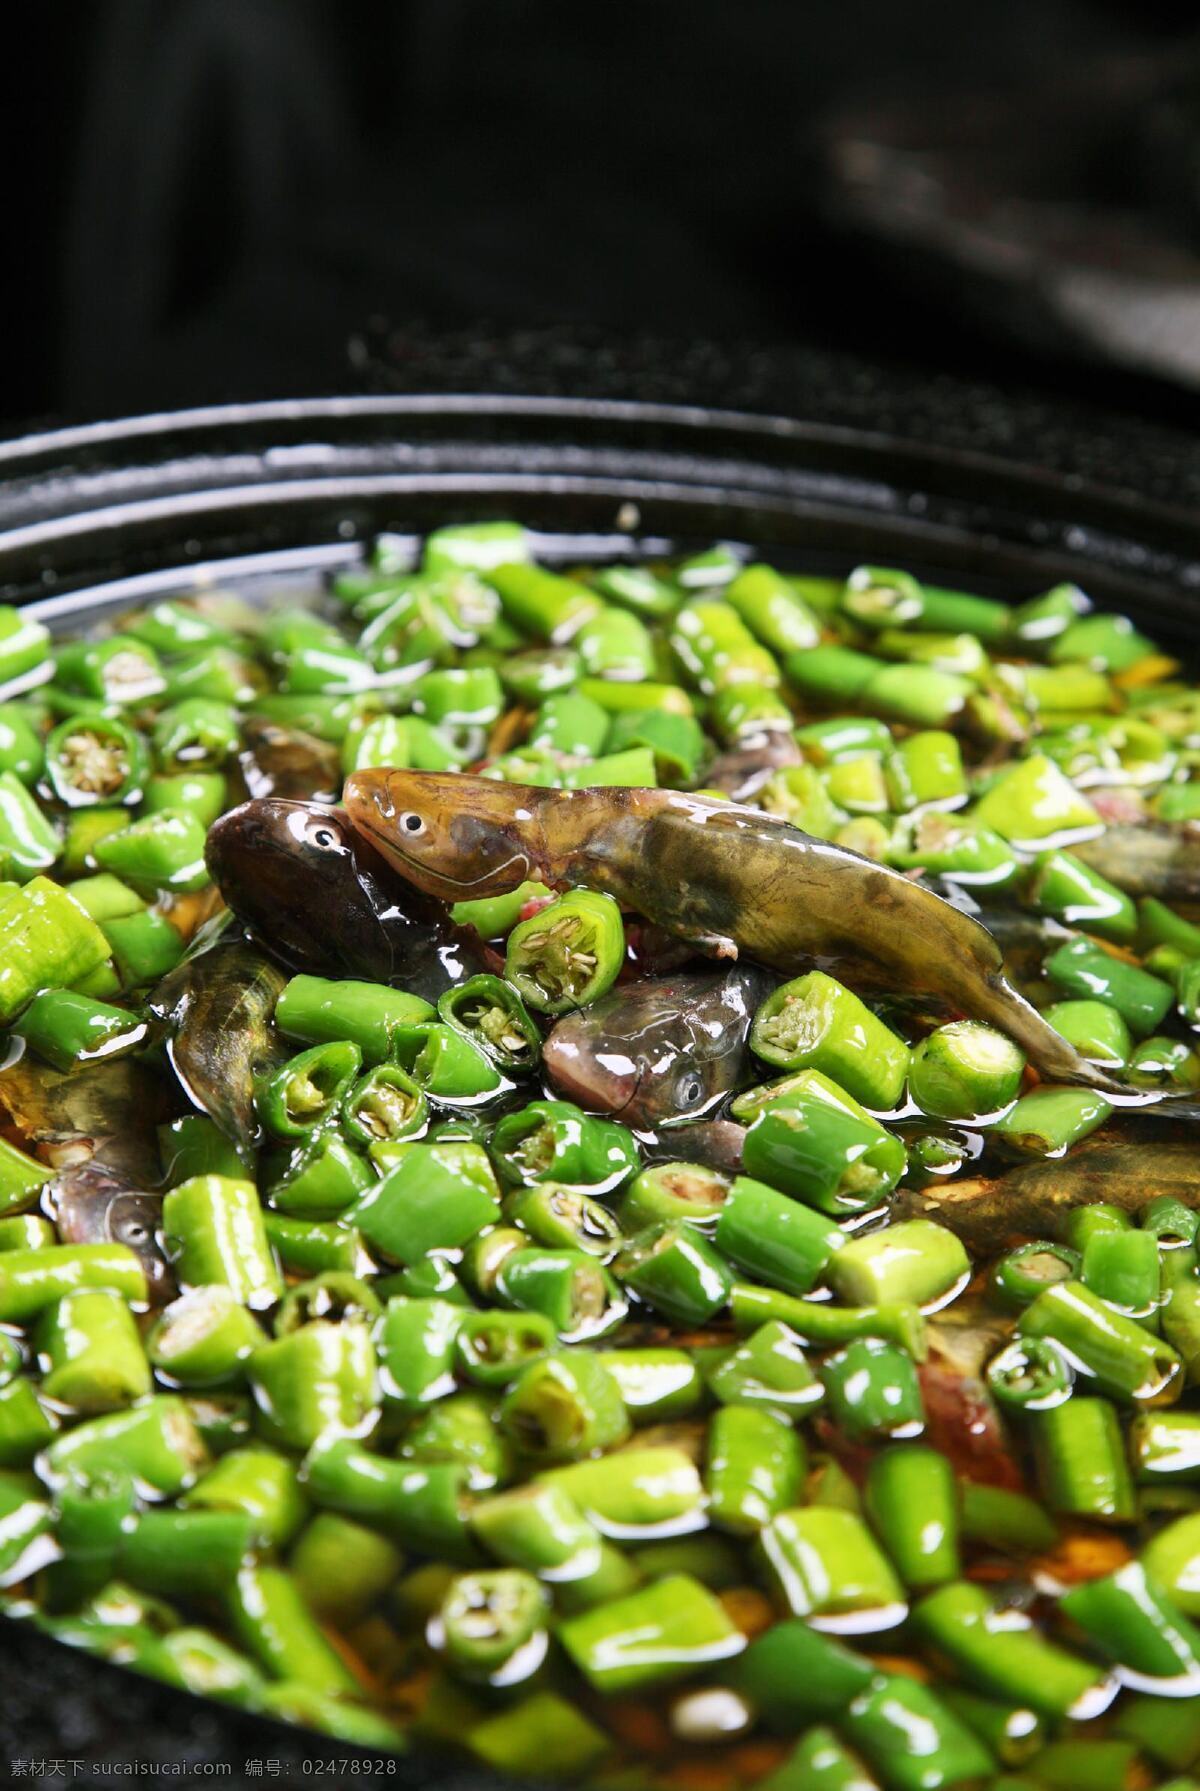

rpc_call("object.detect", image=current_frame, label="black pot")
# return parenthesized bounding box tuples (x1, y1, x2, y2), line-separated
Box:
(2, 391, 1199, 1789)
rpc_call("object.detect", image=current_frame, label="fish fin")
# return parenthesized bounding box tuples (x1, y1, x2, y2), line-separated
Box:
(693, 932, 739, 960)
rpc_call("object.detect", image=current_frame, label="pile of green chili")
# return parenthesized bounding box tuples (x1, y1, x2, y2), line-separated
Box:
(3, 530, 1200, 1788)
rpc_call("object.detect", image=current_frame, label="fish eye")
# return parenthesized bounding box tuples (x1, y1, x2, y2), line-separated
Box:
(400, 812, 425, 836)
(677, 1073, 704, 1106)
(311, 826, 337, 849)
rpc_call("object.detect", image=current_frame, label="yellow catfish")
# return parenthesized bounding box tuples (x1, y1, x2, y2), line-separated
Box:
(344, 769, 1120, 1090)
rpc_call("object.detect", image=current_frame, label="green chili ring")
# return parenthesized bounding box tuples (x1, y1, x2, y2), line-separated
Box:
(43, 716, 149, 808)
(989, 1241, 1082, 1311)
(986, 1337, 1074, 1411)
(504, 889, 625, 1015)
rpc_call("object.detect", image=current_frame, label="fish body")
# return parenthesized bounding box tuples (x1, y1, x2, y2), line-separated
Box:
(542, 967, 774, 1129)
(641, 1118, 748, 1177)
(344, 770, 1117, 1089)
(148, 934, 288, 1155)
(895, 1140, 1200, 1252)
(205, 799, 483, 999)
(0, 1057, 165, 1186)
(1074, 822, 1200, 900)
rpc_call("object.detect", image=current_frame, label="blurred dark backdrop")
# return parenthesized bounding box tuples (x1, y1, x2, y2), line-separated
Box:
(11, 0, 1200, 429)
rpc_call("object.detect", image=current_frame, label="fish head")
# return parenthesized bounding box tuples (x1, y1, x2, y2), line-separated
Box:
(205, 798, 399, 975)
(543, 969, 771, 1129)
(344, 770, 547, 901)
(207, 796, 359, 892)
(545, 1016, 716, 1126)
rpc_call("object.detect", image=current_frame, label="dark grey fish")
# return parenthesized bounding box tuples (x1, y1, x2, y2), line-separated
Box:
(542, 967, 775, 1129)
(148, 934, 288, 1156)
(0, 1057, 164, 1186)
(205, 798, 483, 1001)
(49, 1162, 175, 1307)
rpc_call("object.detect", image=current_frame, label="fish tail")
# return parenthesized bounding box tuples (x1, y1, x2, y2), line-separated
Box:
(975, 973, 1126, 1096)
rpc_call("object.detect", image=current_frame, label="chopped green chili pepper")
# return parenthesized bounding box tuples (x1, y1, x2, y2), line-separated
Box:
(756, 1504, 906, 1625)
(889, 810, 1020, 887)
(741, 1096, 904, 1217)
(909, 1020, 1025, 1120)
(618, 1160, 728, 1231)
(0, 607, 51, 693)
(491, 1099, 639, 1193)
(993, 1084, 1114, 1157)
(822, 1336, 925, 1441)
(1019, 1278, 1181, 1404)
(467, 1690, 610, 1779)
(990, 1240, 1082, 1310)
(374, 1296, 462, 1410)
(437, 974, 541, 1073)
(183, 1446, 307, 1548)
(393, 1019, 505, 1103)
(434, 1566, 548, 1678)
(1030, 1396, 1137, 1522)
(56, 635, 166, 706)
(728, 1280, 925, 1357)
(94, 808, 210, 895)
(147, 1286, 268, 1389)
(1082, 1225, 1162, 1322)
(0, 1243, 146, 1324)
(705, 1405, 804, 1534)
(454, 1311, 555, 1389)
(351, 1141, 500, 1265)
(749, 970, 909, 1108)
(255, 1040, 362, 1140)
(912, 1579, 1107, 1718)
(41, 1396, 208, 1499)
(37, 1288, 150, 1413)
(714, 1174, 844, 1297)
(495, 1247, 626, 1343)
(864, 1443, 960, 1589)
(505, 889, 625, 1014)
(615, 1223, 732, 1324)
(559, 1572, 744, 1693)
(0, 1138, 51, 1216)
(504, 1182, 622, 1260)
(827, 1217, 968, 1309)
(839, 1672, 996, 1791)
(17, 983, 143, 1077)
(302, 1434, 473, 1560)
(0, 777, 60, 882)
(1044, 996, 1133, 1069)
(1062, 1559, 1200, 1683)
(162, 1175, 282, 1309)
(705, 1318, 825, 1416)
(986, 1336, 1074, 1411)
(400, 1390, 514, 1492)
(101, 907, 183, 986)
(44, 716, 148, 808)
(1044, 935, 1174, 1036)
(248, 1319, 377, 1450)
(0, 1379, 58, 1465)
(487, 563, 603, 643)
(266, 1127, 374, 1218)
(226, 1560, 360, 1696)
(274, 973, 434, 1064)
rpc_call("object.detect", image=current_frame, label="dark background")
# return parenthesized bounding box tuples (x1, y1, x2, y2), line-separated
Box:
(12, 0, 1200, 432)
